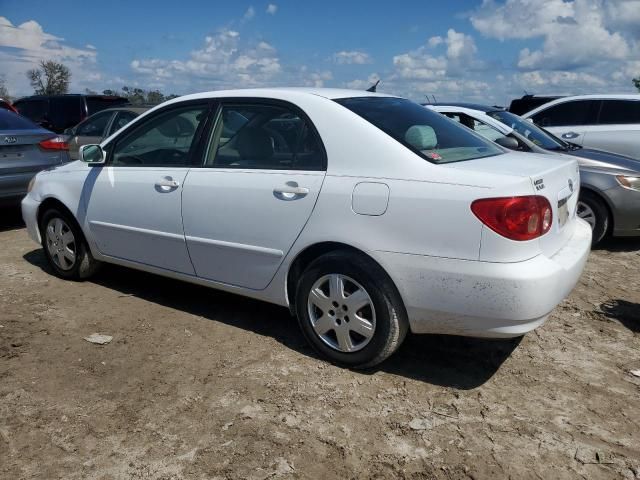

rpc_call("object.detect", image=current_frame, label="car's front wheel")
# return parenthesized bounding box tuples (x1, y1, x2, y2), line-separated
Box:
(39, 207, 101, 280)
(295, 251, 408, 368)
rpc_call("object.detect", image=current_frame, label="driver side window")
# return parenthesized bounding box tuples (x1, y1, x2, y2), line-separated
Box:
(111, 104, 207, 167)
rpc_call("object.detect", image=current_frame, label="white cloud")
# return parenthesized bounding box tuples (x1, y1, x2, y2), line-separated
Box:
(243, 6, 255, 21)
(345, 73, 380, 90)
(469, 0, 640, 98)
(297, 67, 333, 87)
(266, 4, 278, 15)
(471, 0, 637, 72)
(0, 16, 101, 96)
(131, 29, 281, 90)
(332, 50, 372, 65)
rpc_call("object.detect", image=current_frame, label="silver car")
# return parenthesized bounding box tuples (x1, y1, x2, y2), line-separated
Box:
(427, 103, 640, 245)
(63, 106, 149, 160)
(0, 109, 69, 206)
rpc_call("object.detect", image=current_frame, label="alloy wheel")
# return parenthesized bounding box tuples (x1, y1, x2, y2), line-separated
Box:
(45, 217, 76, 270)
(577, 200, 596, 230)
(307, 273, 376, 353)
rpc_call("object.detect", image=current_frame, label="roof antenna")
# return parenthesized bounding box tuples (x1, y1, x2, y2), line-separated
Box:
(366, 80, 380, 92)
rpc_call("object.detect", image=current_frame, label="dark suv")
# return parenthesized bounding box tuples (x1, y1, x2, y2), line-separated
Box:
(508, 94, 563, 116)
(12, 94, 129, 133)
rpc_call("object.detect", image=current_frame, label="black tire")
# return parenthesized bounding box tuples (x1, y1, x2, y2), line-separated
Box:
(39, 207, 101, 280)
(577, 191, 609, 246)
(295, 251, 408, 368)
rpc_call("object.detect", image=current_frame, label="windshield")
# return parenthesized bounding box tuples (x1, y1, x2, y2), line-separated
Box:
(336, 97, 503, 164)
(486, 110, 566, 151)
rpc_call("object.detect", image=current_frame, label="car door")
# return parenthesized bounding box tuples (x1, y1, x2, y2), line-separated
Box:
(181, 101, 326, 290)
(582, 99, 640, 158)
(84, 101, 211, 274)
(530, 99, 600, 145)
(68, 111, 115, 160)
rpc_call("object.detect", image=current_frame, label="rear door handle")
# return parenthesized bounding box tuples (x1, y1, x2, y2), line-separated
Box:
(274, 182, 309, 200)
(561, 131, 580, 139)
(155, 177, 180, 189)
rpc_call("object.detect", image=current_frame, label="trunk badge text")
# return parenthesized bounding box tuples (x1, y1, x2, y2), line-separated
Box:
(3, 136, 17, 144)
(534, 178, 545, 191)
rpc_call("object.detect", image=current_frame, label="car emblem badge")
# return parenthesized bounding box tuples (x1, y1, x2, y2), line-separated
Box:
(568, 179, 574, 193)
(3, 136, 17, 144)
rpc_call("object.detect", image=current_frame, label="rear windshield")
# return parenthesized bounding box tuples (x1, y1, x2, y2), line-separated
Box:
(336, 97, 502, 164)
(0, 109, 42, 130)
(86, 97, 129, 115)
(487, 110, 565, 151)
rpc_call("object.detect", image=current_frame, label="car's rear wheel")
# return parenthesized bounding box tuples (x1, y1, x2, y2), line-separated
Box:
(577, 191, 609, 246)
(295, 251, 408, 368)
(39, 207, 101, 280)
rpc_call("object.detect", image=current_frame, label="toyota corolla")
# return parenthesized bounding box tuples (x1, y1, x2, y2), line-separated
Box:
(21, 88, 591, 367)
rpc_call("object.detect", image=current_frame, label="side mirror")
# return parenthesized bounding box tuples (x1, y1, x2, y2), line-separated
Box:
(63, 127, 75, 135)
(79, 144, 105, 165)
(495, 135, 520, 150)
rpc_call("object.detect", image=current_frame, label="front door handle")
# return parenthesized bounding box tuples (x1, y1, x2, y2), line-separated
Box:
(155, 177, 180, 190)
(274, 182, 309, 200)
(561, 131, 580, 139)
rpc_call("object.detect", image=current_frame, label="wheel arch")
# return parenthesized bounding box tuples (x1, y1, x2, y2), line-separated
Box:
(579, 186, 615, 234)
(285, 241, 404, 316)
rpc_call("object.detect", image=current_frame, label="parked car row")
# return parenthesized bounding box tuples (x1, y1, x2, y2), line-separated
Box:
(2, 86, 638, 367)
(1, 95, 148, 203)
(21, 88, 592, 367)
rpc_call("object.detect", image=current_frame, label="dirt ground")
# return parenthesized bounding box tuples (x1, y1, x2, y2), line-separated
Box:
(1, 207, 639, 480)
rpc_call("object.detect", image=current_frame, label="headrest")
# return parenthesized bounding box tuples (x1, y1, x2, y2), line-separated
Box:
(405, 125, 438, 150)
(237, 127, 274, 161)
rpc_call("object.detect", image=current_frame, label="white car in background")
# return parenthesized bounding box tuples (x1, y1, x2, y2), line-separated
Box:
(22, 88, 591, 367)
(521, 94, 640, 160)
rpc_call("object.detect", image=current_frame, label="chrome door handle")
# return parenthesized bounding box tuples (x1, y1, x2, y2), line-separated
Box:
(561, 131, 579, 139)
(274, 186, 309, 195)
(155, 178, 180, 188)
(274, 182, 309, 200)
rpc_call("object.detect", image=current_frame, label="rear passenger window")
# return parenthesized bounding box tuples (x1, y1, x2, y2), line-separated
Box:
(531, 100, 598, 127)
(597, 100, 640, 125)
(205, 104, 324, 170)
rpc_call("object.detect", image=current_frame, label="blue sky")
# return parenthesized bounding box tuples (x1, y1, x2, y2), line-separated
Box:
(1, 0, 639, 105)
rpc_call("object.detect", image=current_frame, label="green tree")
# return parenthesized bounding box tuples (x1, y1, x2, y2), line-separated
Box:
(634, 77, 640, 92)
(0, 75, 10, 100)
(27, 60, 71, 95)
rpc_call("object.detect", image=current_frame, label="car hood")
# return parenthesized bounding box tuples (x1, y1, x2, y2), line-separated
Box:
(563, 147, 640, 172)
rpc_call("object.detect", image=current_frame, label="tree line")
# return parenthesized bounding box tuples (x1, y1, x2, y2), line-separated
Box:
(2, 60, 640, 103)
(0, 60, 179, 105)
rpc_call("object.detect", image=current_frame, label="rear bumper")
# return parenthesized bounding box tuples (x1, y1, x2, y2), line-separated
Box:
(21, 194, 41, 244)
(375, 219, 592, 338)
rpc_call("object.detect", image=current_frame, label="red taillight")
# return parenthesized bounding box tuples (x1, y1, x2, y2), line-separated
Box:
(471, 196, 553, 241)
(39, 137, 69, 151)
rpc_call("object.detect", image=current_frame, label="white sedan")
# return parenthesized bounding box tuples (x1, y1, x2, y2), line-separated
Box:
(22, 88, 592, 368)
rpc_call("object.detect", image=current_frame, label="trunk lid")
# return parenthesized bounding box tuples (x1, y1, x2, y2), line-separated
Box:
(445, 151, 581, 260)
